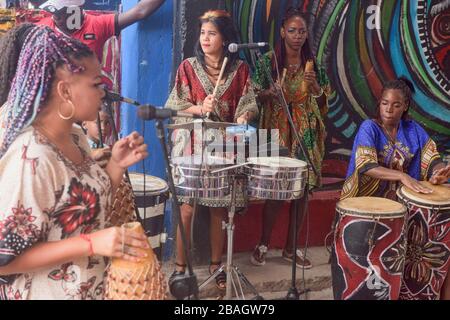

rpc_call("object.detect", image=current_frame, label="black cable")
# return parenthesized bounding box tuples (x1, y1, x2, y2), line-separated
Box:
(141, 118, 147, 238)
(103, 100, 143, 225)
(96, 111, 104, 148)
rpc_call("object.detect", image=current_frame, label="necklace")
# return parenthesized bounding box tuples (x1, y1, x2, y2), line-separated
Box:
(381, 123, 398, 142)
(34, 124, 62, 143)
(205, 64, 220, 76)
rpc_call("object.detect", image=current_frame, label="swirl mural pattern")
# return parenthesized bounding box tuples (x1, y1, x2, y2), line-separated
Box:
(225, 0, 449, 160)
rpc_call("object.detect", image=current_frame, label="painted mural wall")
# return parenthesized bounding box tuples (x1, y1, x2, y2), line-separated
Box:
(184, 0, 450, 168)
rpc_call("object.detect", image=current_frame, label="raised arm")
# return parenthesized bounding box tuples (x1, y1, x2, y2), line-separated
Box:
(117, 0, 165, 31)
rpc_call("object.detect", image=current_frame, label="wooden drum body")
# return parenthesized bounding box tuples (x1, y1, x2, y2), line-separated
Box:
(331, 197, 407, 300)
(397, 182, 450, 300)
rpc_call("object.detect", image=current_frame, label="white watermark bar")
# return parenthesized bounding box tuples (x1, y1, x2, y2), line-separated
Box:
(170, 122, 281, 164)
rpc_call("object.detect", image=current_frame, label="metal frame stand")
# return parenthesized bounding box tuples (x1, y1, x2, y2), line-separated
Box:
(198, 173, 263, 300)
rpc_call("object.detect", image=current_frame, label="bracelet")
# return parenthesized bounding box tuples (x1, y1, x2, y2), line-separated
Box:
(80, 234, 94, 257)
(311, 88, 324, 98)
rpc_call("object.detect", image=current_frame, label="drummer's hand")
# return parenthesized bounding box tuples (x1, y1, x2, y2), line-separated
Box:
(110, 131, 148, 170)
(236, 111, 251, 124)
(430, 164, 450, 185)
(201, 95, 216, 115)
(89, 227, 150, 262)
(400, 173, 432, 193)
(91, 147, 111, 168)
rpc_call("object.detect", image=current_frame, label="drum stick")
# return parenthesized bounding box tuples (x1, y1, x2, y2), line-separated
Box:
(207, 57, 228, 118)
(280, 68, 287, 87)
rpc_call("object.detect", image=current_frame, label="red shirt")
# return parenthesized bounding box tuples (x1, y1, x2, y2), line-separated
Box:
(37, 13, 117, 61)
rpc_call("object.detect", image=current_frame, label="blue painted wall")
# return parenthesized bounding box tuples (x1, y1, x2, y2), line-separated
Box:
(120, 0, 173, 179)
(120, 0, 174, 261)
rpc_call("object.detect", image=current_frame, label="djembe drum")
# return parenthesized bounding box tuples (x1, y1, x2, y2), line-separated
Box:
(128, 173, 169, 259)
(104, 222, 167, 300)
(331, 197, 407, 300)
(397, 181, 450, 300)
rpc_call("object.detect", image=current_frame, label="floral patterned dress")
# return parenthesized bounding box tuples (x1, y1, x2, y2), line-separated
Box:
(0, 127, 112, 300)
(253, 52, 330, 188)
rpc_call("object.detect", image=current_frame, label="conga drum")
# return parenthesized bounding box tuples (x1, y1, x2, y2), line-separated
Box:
(128, 173, 169, 260)
(331, 197, 407, 300)
(105, 222, 167, 300)
(397, 182, 450, 300)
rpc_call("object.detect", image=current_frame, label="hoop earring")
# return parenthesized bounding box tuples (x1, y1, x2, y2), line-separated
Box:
(58, 100, 75, 120)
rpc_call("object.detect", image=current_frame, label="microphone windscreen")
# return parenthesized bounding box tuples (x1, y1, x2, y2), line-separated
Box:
(228, 43, 238, 53)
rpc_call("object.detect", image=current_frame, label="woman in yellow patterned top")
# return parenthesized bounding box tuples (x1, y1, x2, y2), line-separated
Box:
(251, 7, 330, 269)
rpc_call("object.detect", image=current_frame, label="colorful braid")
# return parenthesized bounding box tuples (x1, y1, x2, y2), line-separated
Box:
(0, 26, 93, 158)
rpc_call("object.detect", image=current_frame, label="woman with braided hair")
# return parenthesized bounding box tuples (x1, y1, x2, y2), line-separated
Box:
(0, 23, 109, 165)
(0, 26, 149, 300)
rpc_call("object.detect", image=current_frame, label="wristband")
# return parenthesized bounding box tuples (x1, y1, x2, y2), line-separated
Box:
(80, 234, 94, 257)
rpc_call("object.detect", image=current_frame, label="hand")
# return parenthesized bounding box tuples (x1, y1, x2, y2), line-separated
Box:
(110, 132, 148, 170)
(236, 111, 251, 124)
(201, 95, 217, 115)
(400, 173, 432, 194)
(259, 85, 279, 102)
(91, 147, 111, 168)
(303, 71, 321, 95)
(430, 164, 450, 185)
(89, 226, 150, 262)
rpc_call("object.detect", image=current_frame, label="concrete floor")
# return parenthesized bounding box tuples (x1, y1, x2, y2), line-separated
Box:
(163, 246, 333, 300)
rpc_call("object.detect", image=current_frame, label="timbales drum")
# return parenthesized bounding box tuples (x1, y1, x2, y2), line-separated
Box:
(171, 155, 235, 199)
(397, 182, 450, 300)
(245, 157, 307, 200)
(128, 173, 169, 260)
(331, 197, 407, 300)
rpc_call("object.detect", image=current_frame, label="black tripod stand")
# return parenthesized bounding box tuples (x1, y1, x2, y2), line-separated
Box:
(155, 120, 199, 300)
(255, 50, 318, 300)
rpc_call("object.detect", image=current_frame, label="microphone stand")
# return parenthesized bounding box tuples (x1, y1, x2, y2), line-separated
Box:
(104, 93, 200, 299)
(255, 50, 318, 300)
(155, 119, 199, 300)
(103, 99, 144, 225)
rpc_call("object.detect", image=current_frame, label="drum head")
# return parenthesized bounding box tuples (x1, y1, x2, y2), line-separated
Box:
(337, 197, 406, 218)
(128, 173, 168, 195)
(398, 181, 450, 207)
(247, 156, 307, 168)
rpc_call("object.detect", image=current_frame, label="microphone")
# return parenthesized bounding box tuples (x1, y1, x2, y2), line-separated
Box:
(103, 90, 140, 106)
(228, 42, 268, 53)
(138, 105, 199, 120)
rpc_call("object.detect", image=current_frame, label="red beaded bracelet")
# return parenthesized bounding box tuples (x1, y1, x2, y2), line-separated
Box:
(80, 234, 94, 257)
